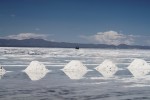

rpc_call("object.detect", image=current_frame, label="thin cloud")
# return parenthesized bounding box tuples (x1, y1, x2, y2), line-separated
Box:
(35, 28, 40, 31)
(1, 33, 49, 40)
(10, 14, 16, 17)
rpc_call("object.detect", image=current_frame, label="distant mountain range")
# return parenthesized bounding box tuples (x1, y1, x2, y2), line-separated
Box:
(0, 38, 150, 49)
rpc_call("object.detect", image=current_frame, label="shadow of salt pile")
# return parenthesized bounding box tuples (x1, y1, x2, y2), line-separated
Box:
(24, 61, 50, 81)
(95, 60, 118, 78)
(127, 59, 150, 77)
(61, 60, 88, 79)
(0, 66, 6, 79)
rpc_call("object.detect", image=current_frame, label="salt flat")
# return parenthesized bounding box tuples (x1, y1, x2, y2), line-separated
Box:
(1, 47, 150, 100)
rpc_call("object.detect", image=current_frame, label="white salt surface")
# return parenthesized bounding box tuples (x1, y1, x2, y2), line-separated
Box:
(2, 48, 150, 99)
(127, 59, 150, 77)
(95, 60, 118, 77)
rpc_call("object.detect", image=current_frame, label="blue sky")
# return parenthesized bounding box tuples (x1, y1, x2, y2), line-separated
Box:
(0, 0, 150, 45)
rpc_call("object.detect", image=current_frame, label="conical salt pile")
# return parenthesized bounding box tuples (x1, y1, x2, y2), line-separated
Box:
(0, 66, 6, 79)
(128, 59, 150, 77)
(24, 61, 50, 81)
(24, 61, 49, 73)
(95, 60, 118, 77)
(62, 60, 88, 79)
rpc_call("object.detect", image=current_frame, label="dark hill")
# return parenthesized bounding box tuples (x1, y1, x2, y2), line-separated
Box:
(0, 38, 150, 49)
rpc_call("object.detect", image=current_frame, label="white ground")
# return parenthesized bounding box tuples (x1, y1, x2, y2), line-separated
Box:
(1, 47, 150, 99)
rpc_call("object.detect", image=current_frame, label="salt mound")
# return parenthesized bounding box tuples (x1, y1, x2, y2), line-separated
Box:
(127, 59, 150, 77)
(95, 60, 118, 77)
(62, 60, 88, 79)
(0, 66, 6, 77)
(24, 61, 50, 80)
(63, 60, 87, 71)
(24, 61, 49, 73)
(0, 66, 6, 79)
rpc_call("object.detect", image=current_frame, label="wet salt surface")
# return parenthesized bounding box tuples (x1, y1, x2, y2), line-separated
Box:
(1, 47, 150, 100)
(2, 70, 150, 100)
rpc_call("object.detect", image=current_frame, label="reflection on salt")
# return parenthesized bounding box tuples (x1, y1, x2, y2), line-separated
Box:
(0, 66, 6, 79)
(62, 60, 88, 79)
(24, 61, 50, 81)
(25, 71, 49, 81)
(95, 60, 118, 77)
(62, 70, 87, 79)
(127, 59, 150, 77)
